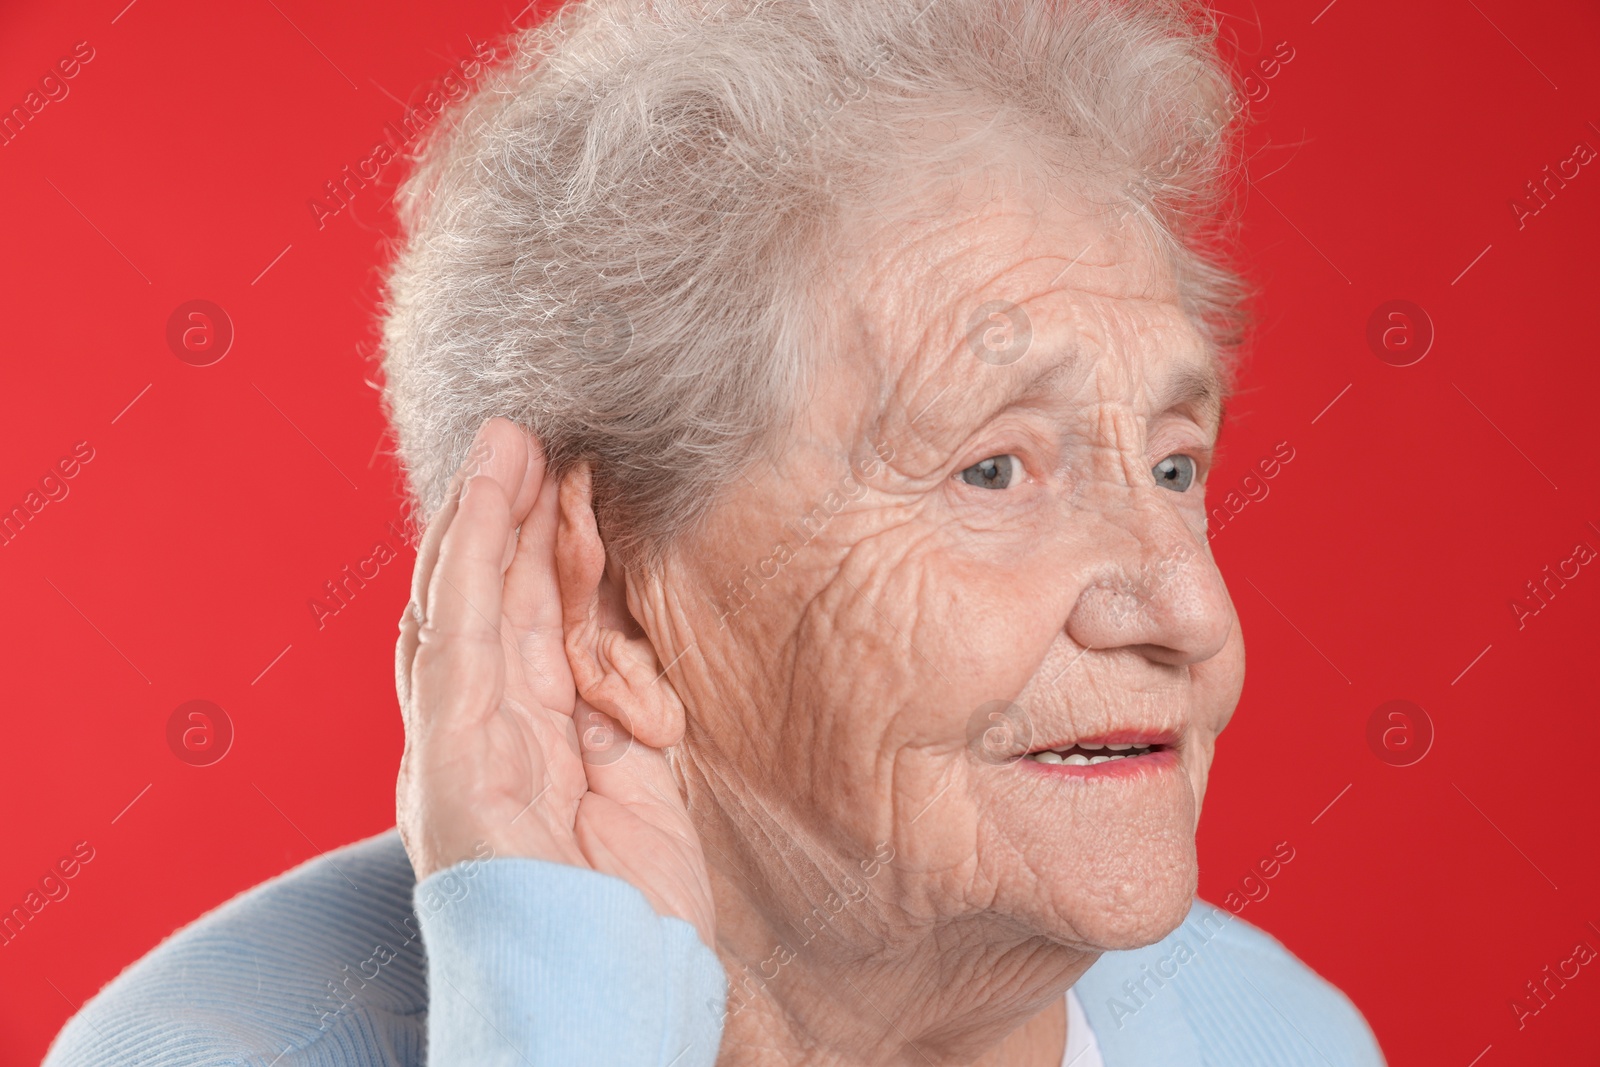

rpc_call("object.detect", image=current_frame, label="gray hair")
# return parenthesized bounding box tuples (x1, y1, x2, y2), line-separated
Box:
(378, 0, 1250, 565)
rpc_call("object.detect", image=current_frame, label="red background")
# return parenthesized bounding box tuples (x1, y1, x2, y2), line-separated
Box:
(2, 0, 1597, 1064)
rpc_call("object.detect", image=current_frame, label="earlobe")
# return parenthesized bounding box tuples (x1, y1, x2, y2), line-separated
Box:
(556, 464, 686, 749)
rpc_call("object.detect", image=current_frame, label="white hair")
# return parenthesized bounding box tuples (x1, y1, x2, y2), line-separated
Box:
(378, 0, 1250, 564)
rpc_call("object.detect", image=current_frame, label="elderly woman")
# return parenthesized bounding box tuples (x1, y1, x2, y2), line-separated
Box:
(47, 0, 1384, 1064)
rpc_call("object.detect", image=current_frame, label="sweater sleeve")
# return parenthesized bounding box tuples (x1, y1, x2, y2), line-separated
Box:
(414, 856, 727, 1067)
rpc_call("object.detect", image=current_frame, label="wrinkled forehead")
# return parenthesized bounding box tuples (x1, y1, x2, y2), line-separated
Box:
(824, 172, 1222, 462)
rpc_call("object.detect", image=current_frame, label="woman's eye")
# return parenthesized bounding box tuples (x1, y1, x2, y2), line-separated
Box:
(958, 455, 1021, 490)
(1152, 454, 1197, 492)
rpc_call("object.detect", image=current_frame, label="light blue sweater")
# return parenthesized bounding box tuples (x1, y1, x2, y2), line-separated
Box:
(42, 830, 1384, 1065)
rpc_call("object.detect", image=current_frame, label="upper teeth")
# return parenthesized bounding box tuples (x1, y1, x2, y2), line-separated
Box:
(1026, 744, 1153, 766)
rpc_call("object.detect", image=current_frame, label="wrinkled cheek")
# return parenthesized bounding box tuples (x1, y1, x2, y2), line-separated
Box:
(1183, 743, 1214, 821)
(1187, 762, 1209, 823)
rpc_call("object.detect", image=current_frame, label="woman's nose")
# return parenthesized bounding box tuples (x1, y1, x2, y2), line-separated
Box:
(1063, 500, 1234, 667)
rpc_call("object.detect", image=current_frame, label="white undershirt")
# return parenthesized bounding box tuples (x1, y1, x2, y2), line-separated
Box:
(1062, 988, 1105, 1067)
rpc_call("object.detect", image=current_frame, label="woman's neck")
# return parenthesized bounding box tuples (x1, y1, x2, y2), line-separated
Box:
(677, 749, 1095, 1065)
(702, 843, 1094, 1066)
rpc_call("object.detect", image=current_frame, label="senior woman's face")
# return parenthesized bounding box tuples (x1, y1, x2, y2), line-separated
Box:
(639, 162, 1245, 955)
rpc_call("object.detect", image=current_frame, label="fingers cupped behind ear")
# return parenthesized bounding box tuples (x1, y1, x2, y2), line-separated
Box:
(410, 472, 513, 728)
(410, 417, 540, 625)
(423, 472, 515, 647)
(395, 600, 421, 714)
(500, 456, 572, 713)
(502, 442, 563, 636)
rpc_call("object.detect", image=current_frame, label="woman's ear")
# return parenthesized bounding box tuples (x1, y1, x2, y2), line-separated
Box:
(555, 463, 686, 749)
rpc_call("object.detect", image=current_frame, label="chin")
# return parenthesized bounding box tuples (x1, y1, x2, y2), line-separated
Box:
(1055, 841, 1200, 951)
(976, 759, 1204, 952)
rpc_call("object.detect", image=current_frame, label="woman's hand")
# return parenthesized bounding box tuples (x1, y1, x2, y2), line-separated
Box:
(394, 417, 715, 947)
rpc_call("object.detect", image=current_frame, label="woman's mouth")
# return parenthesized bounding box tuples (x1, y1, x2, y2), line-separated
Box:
(1018, 734, 1178, 774)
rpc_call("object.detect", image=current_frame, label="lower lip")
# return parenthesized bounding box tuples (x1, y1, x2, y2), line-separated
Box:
(1015, 747, 1179, 779)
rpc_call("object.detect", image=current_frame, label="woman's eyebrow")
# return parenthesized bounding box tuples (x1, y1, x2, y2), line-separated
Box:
(1154, 362, 1227, 432)
(919, 350, 1225, 440)
(914, 350, 1080, 436)
(1006, 355, 1082, 405)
